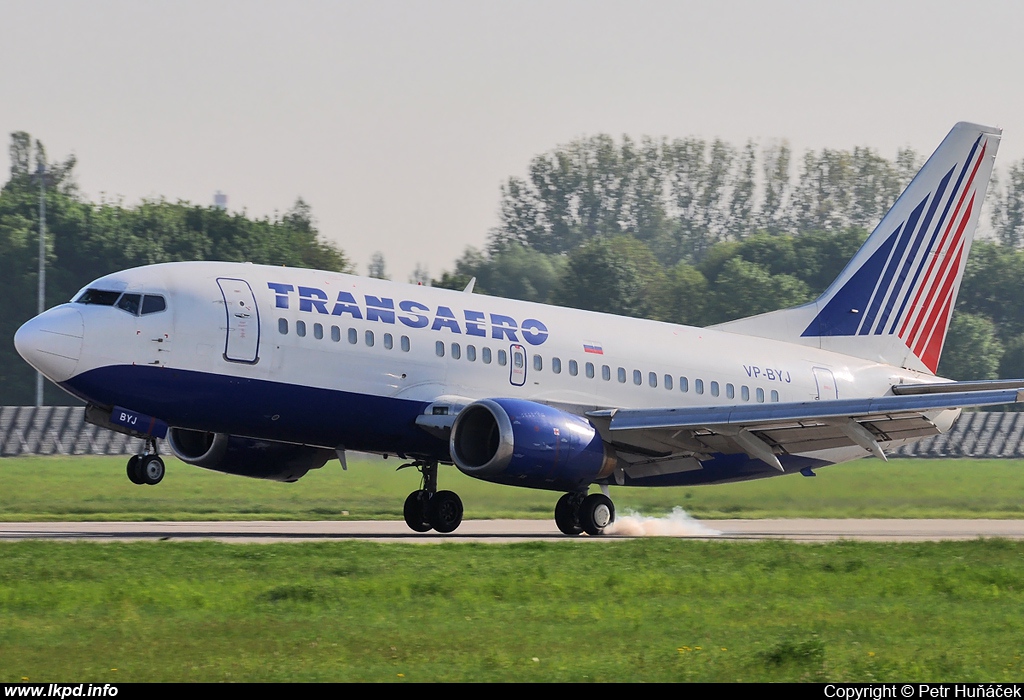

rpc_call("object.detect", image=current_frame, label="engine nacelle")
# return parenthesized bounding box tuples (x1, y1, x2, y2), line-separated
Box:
(166, 428, 332, 482)
(449, 398, 617, 491)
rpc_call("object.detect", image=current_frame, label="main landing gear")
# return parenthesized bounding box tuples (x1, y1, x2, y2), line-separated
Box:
(401, 460, 464, 534)
(555, 491, 615, 536)
(126, 438, 165, 486)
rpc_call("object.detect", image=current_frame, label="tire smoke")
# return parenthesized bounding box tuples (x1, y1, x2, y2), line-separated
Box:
(604, 506, 721, 537)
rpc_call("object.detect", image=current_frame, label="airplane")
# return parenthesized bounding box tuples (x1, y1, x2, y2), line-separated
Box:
(14, 121, 1024, 535)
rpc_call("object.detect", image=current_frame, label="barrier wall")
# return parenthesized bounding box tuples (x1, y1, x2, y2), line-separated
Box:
(0, 406, 1022, 459)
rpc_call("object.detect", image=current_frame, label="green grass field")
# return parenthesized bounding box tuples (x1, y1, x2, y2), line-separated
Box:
(1, 539, 1023, 682)
(1, 455, 1024, 521)
(3, 455, 1024, 682)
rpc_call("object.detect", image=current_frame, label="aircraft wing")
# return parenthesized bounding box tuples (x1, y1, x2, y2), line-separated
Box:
(585, 382, 1024, 475)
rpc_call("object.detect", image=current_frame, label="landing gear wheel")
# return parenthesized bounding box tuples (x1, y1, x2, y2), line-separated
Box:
(126, 456, 144, 485)
(403, 490, 432, 532)
(579, 493, 615, 536)
(139, 455, 165, 485)
(427, 490, 464, 533)
(554, 492, 584, 535)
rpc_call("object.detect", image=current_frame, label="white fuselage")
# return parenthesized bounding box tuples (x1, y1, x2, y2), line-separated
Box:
(16, 260, 952, 477)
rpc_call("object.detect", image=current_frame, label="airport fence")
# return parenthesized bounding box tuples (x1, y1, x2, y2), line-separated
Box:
(0, 405, 1022, 459)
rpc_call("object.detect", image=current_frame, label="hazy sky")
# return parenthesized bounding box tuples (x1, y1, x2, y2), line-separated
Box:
(3, 0, 1023, 281)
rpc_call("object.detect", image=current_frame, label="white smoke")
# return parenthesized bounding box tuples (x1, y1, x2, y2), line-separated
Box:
(604, 506, 722, 537)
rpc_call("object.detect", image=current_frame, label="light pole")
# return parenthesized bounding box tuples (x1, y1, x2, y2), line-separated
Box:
(36, 160, 45, 407)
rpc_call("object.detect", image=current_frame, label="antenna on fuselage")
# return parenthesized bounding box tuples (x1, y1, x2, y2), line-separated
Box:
(463, 277, 476, 294)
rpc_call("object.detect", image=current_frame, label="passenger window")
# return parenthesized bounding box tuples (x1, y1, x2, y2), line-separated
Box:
(586, 362, 595, 379)
(314, 323, 324, 340)
(278, 318, 288, 335)
(633, 370, 642, 386)
(569, 359, 578, 376)
(533, 355, 542, 371)
(695, 379, 704, 395)
(482, 347, 491, 363)
(602, 365, 611, 381)
(296, 320, 306, 338)
(513, 351, 523, 368)
(498, 349, 507, 366)
(384, 333, 393, 349)
(552, 357, 561, 374)
(365, 330, 374, 347)
(452, 343, 461, 360)
(726, 383, 734, 399)
(467, 345, 476, 361)
(436, 341, 445, 357)
(665, 374, 673, 390)
(117, 293, 141, 316)
(401, 336, 410, 352)
(711, 381, 720, 397)
(756, 387, 764, 403)
(741, 385, 750, 401)
(617, 367, 626, 383)
(680, 377, 688, 393)
(141, 295, 166, 314)
(771, 390, 779, 402)
(348, 328, 358, 344)
(331, 325, 341, 342)
(649, 372, 657, 388)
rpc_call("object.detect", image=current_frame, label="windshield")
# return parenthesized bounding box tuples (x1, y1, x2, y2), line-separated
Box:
(74, 289, 167, 316)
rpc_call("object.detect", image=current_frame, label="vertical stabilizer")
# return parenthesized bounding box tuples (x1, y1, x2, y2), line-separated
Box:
(714, 122, 1001, 374)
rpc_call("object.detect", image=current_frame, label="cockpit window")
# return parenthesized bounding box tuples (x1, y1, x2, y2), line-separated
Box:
(75, 289, 121, 306)
(117, 293, 142, 315)
(74, 289, 167, 316)
(141, 295, 166, 315)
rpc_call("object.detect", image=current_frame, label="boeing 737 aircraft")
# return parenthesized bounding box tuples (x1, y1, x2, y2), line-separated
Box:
(14, 122, 1024, 535)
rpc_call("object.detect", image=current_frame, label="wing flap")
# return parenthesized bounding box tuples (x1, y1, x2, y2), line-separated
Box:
(587, 388, 1023, 473)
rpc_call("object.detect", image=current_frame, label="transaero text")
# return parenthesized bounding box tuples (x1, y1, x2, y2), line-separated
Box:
(268, 284, 550, 346)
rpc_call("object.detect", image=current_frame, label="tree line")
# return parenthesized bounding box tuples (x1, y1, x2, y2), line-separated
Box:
(5, 129, 1024, 406)
(1, 133, 350, 405)
(434, 133, 1024, 385)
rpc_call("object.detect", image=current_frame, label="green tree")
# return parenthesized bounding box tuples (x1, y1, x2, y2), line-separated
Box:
(705, 258, 812, 324)
(937, 312, 1004, 381)
(558, 236, 665, 317)
(0, 133, 351, 405)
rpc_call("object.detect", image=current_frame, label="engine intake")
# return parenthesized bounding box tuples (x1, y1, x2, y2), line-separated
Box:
(450, 398, 616, 491)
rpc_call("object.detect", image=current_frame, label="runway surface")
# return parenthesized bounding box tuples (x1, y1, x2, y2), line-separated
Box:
(2, 519, 1024, 543)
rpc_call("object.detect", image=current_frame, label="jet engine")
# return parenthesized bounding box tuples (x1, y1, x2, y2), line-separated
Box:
(449, 398, 617, 491)
(166, 428, 333, 482)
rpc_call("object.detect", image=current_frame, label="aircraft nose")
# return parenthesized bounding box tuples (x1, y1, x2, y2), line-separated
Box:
(14, 306, 84, 382)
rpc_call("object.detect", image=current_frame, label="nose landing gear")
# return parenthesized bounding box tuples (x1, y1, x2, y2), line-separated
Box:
(127, 439, 165, 486)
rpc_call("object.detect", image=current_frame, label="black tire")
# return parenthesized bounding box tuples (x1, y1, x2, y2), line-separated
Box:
(403, 491, 432, 532)
(554, 493, 583, 535)
(140, 456, 165, 485)
(427, 490, 464, 534)
(579, 493, 615, 536)
(126, 456, 144, 485)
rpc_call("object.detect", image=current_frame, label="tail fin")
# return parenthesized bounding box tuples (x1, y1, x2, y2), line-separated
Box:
(714, 122, 1001, 374)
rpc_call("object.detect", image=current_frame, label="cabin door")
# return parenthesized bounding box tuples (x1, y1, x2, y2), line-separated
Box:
(813, 367, 838, 400)
(217, 278, 261, 364)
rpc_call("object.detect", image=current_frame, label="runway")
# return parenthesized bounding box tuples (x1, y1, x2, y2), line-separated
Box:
(2, 519, 1024, 543)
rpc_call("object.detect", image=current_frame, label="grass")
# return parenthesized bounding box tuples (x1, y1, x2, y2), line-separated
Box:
(1, 539, 1023, 682)
(1, 455, 1024, 521)
(3, 456, 1024, 682)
